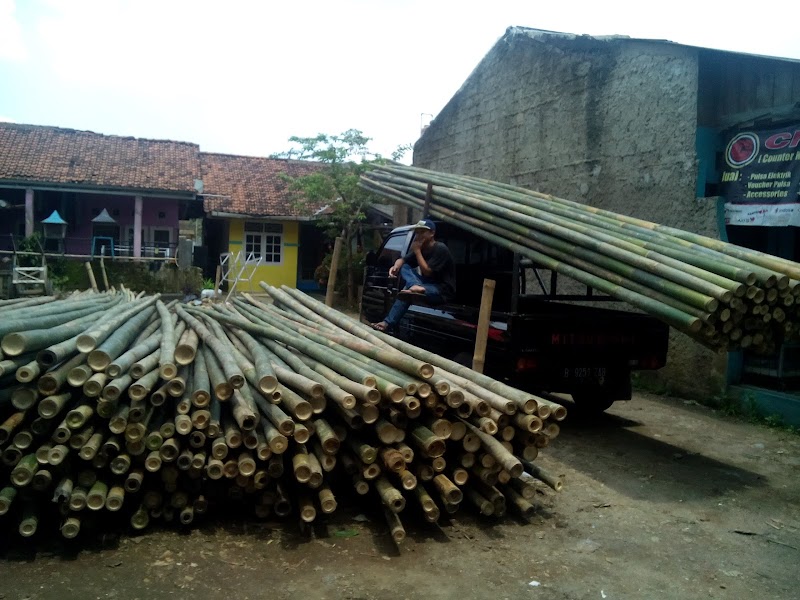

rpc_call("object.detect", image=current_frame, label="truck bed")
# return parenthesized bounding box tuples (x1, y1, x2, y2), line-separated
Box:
(361, 221, 670, 411)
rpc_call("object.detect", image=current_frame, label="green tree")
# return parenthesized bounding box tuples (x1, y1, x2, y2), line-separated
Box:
(275, 129, 404, 306)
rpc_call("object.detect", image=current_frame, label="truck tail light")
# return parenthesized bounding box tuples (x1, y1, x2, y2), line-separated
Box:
(488, 328, 506, 342)
(644, 356, 664, 369)
(634, 356, 664, 369)
(454, 320, 507, 342)
(516, 357, 538, 372)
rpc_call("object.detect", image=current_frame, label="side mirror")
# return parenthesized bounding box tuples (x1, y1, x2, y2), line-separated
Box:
(365, 251, 377, 267)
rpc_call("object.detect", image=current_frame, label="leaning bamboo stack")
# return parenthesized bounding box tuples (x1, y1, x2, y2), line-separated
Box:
(0, 288, 563, 543)
(360, 163, 800, 355)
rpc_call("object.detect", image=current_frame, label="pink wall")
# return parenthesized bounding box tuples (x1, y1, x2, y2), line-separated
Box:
(0, 187, 184, 256)
(70, 194, 180, 255)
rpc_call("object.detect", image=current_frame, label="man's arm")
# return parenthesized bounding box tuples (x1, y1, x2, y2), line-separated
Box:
(389, 257, 405, 278)
(410, 240, 435, 277)
(416, 242, 451, 277)
(393, 242, 422, 277)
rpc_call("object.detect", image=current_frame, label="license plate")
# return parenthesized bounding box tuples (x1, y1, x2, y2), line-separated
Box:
(563, 367, 606, 382)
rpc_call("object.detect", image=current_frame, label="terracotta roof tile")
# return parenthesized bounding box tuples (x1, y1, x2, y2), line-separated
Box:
(200, 152, 327, 218)
(0, 122, 199, 193)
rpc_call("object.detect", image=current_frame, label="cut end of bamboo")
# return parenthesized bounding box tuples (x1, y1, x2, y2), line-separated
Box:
(76, 335, 97, 354)
(87, 351, 111, 372)
(340, 394, 357, 410)
(214, 383, 233, 401)
(19, 517, 38, 537)
(418, 363, 435, 379)
(174, 347, 196, 366)
(192, 390, 211, 408)
(551, 405, 568, 422)
(0, 334, 25, 356)
(159, 363, 178, 380)
(258, 375, 279, 394)
(364, 388, 381, 404)
(128, 385, 148, 402)
(16, 365, 38, 383)
(446, 390, 465, 408)
(37, 350, 59, 368)
(36, 378, 59, 397)
(511, 397, 535, 415)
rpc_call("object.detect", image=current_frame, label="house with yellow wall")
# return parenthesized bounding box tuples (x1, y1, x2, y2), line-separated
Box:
(200, 153, 327, 293)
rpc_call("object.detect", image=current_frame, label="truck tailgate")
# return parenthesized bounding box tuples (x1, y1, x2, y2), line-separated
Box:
(509, 300, 670, 367)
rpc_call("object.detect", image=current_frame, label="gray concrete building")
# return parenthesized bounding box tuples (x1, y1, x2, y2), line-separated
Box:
(413, 27, 800, 411)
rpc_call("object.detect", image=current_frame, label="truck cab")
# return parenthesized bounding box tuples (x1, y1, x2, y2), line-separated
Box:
(361, 220, 670, 413)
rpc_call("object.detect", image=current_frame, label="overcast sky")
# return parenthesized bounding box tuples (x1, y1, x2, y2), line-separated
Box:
(1, 0, 798, 160)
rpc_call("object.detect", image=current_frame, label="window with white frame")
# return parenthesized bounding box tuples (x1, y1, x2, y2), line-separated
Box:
(244, 221, 283, 263)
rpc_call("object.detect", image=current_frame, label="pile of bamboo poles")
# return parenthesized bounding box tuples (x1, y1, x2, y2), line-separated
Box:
(360, 163, 800, 354)
(0, 286, 564, 544)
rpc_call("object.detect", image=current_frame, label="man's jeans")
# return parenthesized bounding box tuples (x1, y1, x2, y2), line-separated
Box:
(384, 264, 445, 328)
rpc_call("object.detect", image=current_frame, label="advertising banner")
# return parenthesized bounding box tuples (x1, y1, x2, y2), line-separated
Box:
(722, 125, 800, 226)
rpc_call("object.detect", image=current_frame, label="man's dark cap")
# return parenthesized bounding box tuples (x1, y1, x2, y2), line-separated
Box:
(413, 218, 436, 232)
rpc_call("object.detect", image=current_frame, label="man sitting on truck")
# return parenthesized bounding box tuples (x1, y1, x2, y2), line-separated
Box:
(371, 218, 456, 332)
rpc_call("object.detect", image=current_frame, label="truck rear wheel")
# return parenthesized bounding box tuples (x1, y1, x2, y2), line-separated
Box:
(569, 392, 616, 415)
(569, 372, 630, 415)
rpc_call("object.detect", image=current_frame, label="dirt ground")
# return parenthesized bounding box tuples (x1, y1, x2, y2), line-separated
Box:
(1, 391, 798, 600)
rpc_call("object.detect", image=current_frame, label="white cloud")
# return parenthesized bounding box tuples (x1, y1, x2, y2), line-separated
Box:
(5, 0, 800, 160)
(0, 0, 27, 62)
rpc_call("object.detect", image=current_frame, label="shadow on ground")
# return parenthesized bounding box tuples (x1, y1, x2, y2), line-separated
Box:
(546, 397, 767, 503)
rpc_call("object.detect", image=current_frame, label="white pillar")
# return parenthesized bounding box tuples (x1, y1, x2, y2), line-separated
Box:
(133, 195, 143, 258)
(24, 188, 34, 237)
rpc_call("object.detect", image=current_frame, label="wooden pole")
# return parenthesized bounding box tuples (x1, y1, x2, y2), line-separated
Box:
(99, 247, 110, 291)
(84, 261, 99, 292)
(423, 182, 433, 217)
(325, 236, 343, 307)
(472, 279, 496, 373)
(214, 264, 222, 301)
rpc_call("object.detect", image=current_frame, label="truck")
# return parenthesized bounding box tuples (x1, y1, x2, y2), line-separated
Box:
(360, 220, 670, 414)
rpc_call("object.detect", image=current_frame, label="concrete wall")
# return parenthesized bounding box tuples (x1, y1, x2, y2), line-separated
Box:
(414, 29, 726, 399)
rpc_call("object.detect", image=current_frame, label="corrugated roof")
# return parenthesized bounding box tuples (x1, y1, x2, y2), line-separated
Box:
(200, 152, 326, 218)
(0, 122, 200, 193)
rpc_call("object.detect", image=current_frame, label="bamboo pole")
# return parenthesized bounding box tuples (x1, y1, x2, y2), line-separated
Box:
(325, 236, 343, 307)
(85, 261, 99, 292)
(100, 248, 110, 291)
(157, 300, 178, 379)
(360, 165, 800, 351)
(213, 265, 222, 301)
(176, 306, 245, 390)
(377, 162, 795, 281)
(0, 287, 578, 540)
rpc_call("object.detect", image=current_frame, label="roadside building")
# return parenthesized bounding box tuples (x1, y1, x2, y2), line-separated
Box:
(413, 27, 800, 416)
(0, 122, 201, 259)
(199, 152, 326, 293)
(0, 122, 330, 294)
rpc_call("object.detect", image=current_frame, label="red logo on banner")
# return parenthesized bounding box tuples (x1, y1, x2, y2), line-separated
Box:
(725, 132, 759, 169)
